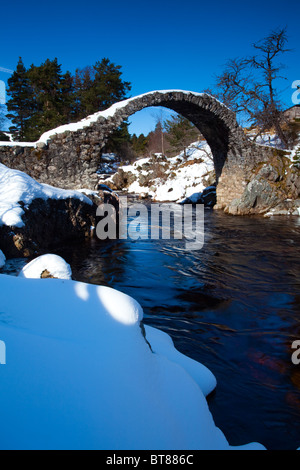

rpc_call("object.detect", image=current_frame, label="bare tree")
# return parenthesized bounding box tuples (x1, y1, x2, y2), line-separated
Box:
(151, 108, 167, 155)
(250, 27, 290, 145)
(164, 114, 200, 158)
(207, 27, 290, 146)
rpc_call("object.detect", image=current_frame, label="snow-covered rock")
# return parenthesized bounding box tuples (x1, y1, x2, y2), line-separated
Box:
(19, 254, 72, 280)
(0, 163, 99, 258)
(0, 273, 265, 450)
(0, 163, 92, 229)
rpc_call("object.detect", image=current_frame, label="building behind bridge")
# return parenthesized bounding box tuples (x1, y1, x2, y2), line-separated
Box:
(283, 105, 300, 122)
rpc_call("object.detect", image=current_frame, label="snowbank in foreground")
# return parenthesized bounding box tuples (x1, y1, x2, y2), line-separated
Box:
(0, 270, 265, 450)
(0, 163, 92, 228)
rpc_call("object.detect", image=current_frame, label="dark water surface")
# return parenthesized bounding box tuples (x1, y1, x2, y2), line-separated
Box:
(54, 206, 300, 450)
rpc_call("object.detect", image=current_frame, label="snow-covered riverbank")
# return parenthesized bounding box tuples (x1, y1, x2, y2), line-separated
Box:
(0, 253, 266, 450)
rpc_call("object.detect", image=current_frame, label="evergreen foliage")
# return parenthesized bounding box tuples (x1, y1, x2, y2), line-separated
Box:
(131, 133, 149, 156)
(104, 120, 136, 162)
(6, 57, 35, 141)
(26, 58, 75, 141)
(6, 57, 131, 143)
(72, 58, 131, 120)
(6, 57, 202, 162)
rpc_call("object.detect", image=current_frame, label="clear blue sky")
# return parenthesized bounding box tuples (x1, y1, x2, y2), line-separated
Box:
(0, 0, 299, 135)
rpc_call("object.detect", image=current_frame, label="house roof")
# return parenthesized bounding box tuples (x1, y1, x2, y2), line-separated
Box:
(284, 104, 300, 112)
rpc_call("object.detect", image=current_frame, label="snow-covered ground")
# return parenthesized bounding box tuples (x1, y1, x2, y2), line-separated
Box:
(0, 163, 92, 228)
(105, 140, 215, 203)
(247, 130, 285, 149)
(0, 254, 266, 450)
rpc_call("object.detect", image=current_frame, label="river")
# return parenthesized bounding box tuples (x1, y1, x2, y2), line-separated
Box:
(17, 201, 300, 449)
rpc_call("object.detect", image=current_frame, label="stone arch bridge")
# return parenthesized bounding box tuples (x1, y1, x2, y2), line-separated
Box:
(0, 90, 274, 212)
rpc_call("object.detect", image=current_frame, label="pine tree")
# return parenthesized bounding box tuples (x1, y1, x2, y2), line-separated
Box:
(73, 58, 131, 118)
(27, 58, 74, 140)
(104, 120, 135, 161)
(147, 122, 167, 156)
(131, 133, 149, 156)
(93, 58, 131, 110)
(72, 66, 96, 119)
(60, 70, 76, 123)
(6, 57, 35, 141)
(6, 56, 132, 144)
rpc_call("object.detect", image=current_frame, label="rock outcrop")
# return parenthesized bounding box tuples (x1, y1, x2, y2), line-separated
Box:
(0, 190, 119, 259)
(223, 153, 300, 216)
(180, 185, 217, 207)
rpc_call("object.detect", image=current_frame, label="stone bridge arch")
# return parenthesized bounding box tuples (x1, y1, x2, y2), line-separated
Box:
(100, 90, 249, 182)
(0, 90, 273, 211)
(76, 90, 273, 209)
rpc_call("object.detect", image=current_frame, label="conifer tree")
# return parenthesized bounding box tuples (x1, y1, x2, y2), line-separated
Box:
(105, 120, 135, 161)
(27, 58, 74, 140)
(93, 58, 131, 110)
(131, 133, 149, 156)
(72, 66, 96, 119)
(73, 58, 131, 118)
(6, 56, 132, 147)
(6, 57, 35, 141)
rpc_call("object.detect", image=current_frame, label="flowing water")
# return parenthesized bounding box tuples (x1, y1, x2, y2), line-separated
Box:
(16, 202, 300, 449)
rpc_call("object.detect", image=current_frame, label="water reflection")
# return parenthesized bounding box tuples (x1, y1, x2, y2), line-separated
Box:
(51, 207, 300, 450)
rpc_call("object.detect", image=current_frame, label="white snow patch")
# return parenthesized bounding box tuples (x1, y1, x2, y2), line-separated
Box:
(0, 141, 36, 148)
